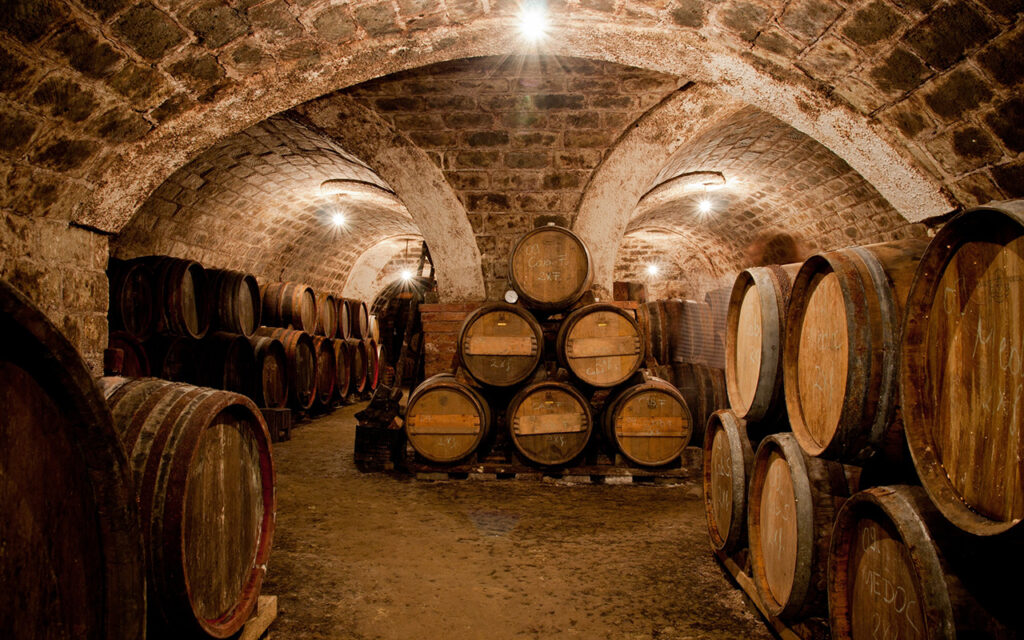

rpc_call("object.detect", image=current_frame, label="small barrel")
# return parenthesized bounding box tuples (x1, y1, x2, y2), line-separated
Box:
(108, 258, 156, 340)
(900, 201, 1024, 537)
(332, 338, 352, 402)
(316, 292, 337, 338)
(108, 330, 150, 377)
(747, 433, 850, 621)
(312, 336, 336, 408)
(507, 381, 593, 466)
(347, 299, 369, 339)
(102, 378, 275, 638)
(249, 336, 288, 409)
(145, 335, 198, 382)
(336, 297, 352, 339)
(671, 362, 727, 445)
(703, 409, 755, 554)
(138, 256, 210, 339)
(256, 327, 316, 410)
(261, 282, 317, 334)
(198, 331, 257, 398)
(603, 376, 692, 466)
(347, 337, 368, 394)
(784, 239, 928, 462)
(207, 268, 261, 337)
(726, 264, 801, 425)
(508, 225, 592, 311)
(405, 373, 492, 463)
(0, 279, 145, 640)
(458, 303, 543, 387)
(557, 303, 644, 388)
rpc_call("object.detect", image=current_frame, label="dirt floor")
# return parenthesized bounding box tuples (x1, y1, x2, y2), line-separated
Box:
(261, 402, 773, 640)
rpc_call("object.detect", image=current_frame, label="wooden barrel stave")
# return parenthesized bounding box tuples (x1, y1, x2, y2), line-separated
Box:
(346, 337, 368, 394)
(261, 282, 317, 334)
(557, 303, 644, 388)
(249, 336, 288, 409)
(316, 292, 338, 338)
(507, 381, 593, 466)
(332, 338, 352, 402)
(508, 225, 592, 311)
(207, 269, 261, 337)
(405, 374, 491, 463)
(336, 297, 352, 339)
(459, 303, 544, 387)
(703, 409, 755, 554)
(137, 256, 211, 339)
(347, 299, 369, 339)
(312, 336, 336, 407)
(364, 338, 379, 392)
(198, 331, 257, 399)
(108, 258, 157, 340)
(603, 376, 692, 466)
(256, 327, 316, 410)
(109, 329, 151, 377)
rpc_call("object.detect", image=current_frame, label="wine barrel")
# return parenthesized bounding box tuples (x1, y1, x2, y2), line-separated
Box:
(109, 329, 151, 377)
(725, 263, 801, 425)
(337, 297, 352, 339)
(207, 268, 261, 337)
(641, 301, 669, 364)
(145, 335, 198, 382)
(0, 279, 145, 640)
(748, 433, 850, 621)
(405, 373, 492, 463)
(458, 303, 543, 387)
(784, 239, 928, 462)
(261, 282, 317, 334)
(507, 381, 593, 466)
(108, 257, 156, 340)
(368, 314, 380, 343)
(703, 409, 755, 554)
(666, 299, 716, 365)
(671, 362, 727, 445)
(316, 292, 337, 338)
(312, 336, 336, 408)
(347, 299, 369, 339)
(347, 337, 368, 394)
(557, 303, 644, 388)
(901, 202, 1024, 537)
(375, 342, 391, 388)
(364, 338, 379, 392)
(137, 256, 210, 339)
(603, 376, 692, 466)
(332, 338, 352, 402)
(256, 327, 316, 410)
(101, 378, 275, 638)
(508, 224, 592, 311)
(198, 331, 257, 398)
(249, 336, 288, 409)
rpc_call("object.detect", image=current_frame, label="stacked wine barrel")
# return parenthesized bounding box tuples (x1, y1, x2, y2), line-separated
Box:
(405, 224, 694, 469)
(704, 201, 1024, 638)
(106, 255, 380, 421)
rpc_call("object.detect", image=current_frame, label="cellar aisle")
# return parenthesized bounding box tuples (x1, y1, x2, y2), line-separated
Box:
(260, 403, 772, 640)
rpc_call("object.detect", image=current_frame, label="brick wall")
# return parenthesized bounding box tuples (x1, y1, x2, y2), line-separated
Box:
(420, 303, 477, 379)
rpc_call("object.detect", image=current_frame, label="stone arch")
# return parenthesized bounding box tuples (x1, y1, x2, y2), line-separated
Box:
(342, 234, 424, 303)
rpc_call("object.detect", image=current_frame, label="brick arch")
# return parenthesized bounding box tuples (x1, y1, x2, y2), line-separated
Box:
(342, 234, 425, 303)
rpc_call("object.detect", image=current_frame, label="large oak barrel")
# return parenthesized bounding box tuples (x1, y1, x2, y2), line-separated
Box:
(138, 256, 210, 339)
(671, 362, 727, 445)
(747, 433, 850, 621)
(703, 409, 755, 554)
(101, 378, 275, 638)
(261, 282, 317, 334)
(458, 303, 543, 387)
(249, 336, 288, 409)
(557, 303, 644, 388)
(207, 268, 260, 337)
(347, 299, 369, 339)
(368, 314, 380, 343)
(336, 297, 352, 339)
(405, 373, 492, 463)
(900, 202, 1024, 537)
(108, 257, 156, 340)
(256, 327, 316, 410)
(332, 338, 352, 402)
(509, 224, 592, 311)
(145, 335, 198, 382)
(0, 279, 145, 640)
(783, 239, 928, 462)
(603, 376, 692, 466)
(365, 338, 380, 391)
(507, 381, 593, 466)
(312, 336, 336, 408)
(109, 329, 151, 377)
(641, 301, 670, 365)
(316, 292, 338, 338)
(828, 485, 1020, 639)
(198, 331, 257, 398)
(347, 337, 368, 394)
(725, 263, 801, 425)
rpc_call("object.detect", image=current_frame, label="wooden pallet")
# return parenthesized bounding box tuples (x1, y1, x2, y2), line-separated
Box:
(713, 551, 829, 640)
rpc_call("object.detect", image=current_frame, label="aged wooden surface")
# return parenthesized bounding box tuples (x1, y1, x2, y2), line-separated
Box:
(509, 225, 592, 311)
(109, 258, 156, 340)
(250, 336, 289, 409)
(110, 329, 151, 377)
(209, 269, 261, 337)
(257, 328, 317, 411)
(459, 303, 543, 387)
(262, 282, 318, 334)
(405, 374, 491, 463)
(200, 331, 257, 399)
(347, 338, 368, 394)
(703, 410, 755, 554)
(312, 336, 336, 408)
(332, 338, 352, 402)
(141, 256, 210, 339)
(316, 293, 338, 338)
(671, 362, 728, 445)
(348, 299, 369, 339)
(508, 381, 592, 466)
(558, 304, 644, 388)
(337, 297, 352, 339)
(604, 378, 692, 467)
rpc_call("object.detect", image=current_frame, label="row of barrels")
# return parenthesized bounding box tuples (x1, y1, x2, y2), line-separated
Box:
(108, 327, 385, 411)
(724, 201, 1024, 538)
(703, 410, 1019, 637)
(0, 277, 275, 639)
(406, 371, 693, 468)
(643, 293, 728, 370)
(108, 255, 374, 342)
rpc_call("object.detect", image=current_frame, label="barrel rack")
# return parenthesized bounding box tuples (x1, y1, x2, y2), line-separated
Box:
(236, 595, 277, 640)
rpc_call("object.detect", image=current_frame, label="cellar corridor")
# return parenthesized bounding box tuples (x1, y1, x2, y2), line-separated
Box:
(261, 403, 770, 640)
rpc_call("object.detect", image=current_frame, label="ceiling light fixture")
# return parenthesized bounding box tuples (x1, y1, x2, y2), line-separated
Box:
(646, 264, 660, 277)
(698, 199, 713, 214)
(331, 212, 346, 227)
(518, 5, 549, 41)
(400, 269, 413, 281)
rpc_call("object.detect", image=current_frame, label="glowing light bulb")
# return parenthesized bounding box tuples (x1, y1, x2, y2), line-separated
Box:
(518, 6, 549, 41)
(698, 199, 712, 214)
(646, 264, 659, 277)
(400, 269, 413, 281)
(331, 212, 346, 227)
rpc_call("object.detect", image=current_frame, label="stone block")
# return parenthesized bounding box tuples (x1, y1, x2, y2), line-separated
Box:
(248, 0, 303, 38)
(353, 3, 400, 36)
(717, 1, 773, 42)
(797, 35, 858, 80)
(444, 112, 493, 128)
(409, 130, 457, 147)
(867, 47, 930, 95)
(565, 130, 614, 147)
(466, 193, 511, 212)
(922, 67, 993, 121)
(53, 23, 124, 77)
(312, 5, 357, 42)
(985, 96, 1024, 154)
(953, 171, 1002, 206)
(90, 107, 153, 142)
(754, 28, 803, 57)
(109, 63, 169, 105)
(840, 0, 907, 47)
(0, 45, 32, 94)
(115, 3, 187, 60)
(464, 131, 509, 147)
(505, 151, 550, 169)
(990, 161, 1024, 197)
(976, 26, 1024, 88)
(532, 94, 586, 110)
(903, 1, 996, 71)
(0, 109, 39, 155)
(31, 137, 98, 172)
(455, 150, 500, 168)
(542, 171, 583, 189)
(82, 0, 131, 20)
(0, 0, 68, 43)
(186, 1, 249, 49)
(671, 0, 705, 28)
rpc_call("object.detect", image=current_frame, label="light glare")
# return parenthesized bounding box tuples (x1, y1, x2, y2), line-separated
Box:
(646, 264, 659, 277)
(400, 269, 413, 281)
(518, 7, 548, 41)
(331, 212, 346, 227)
(698, 199, 713, 214)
